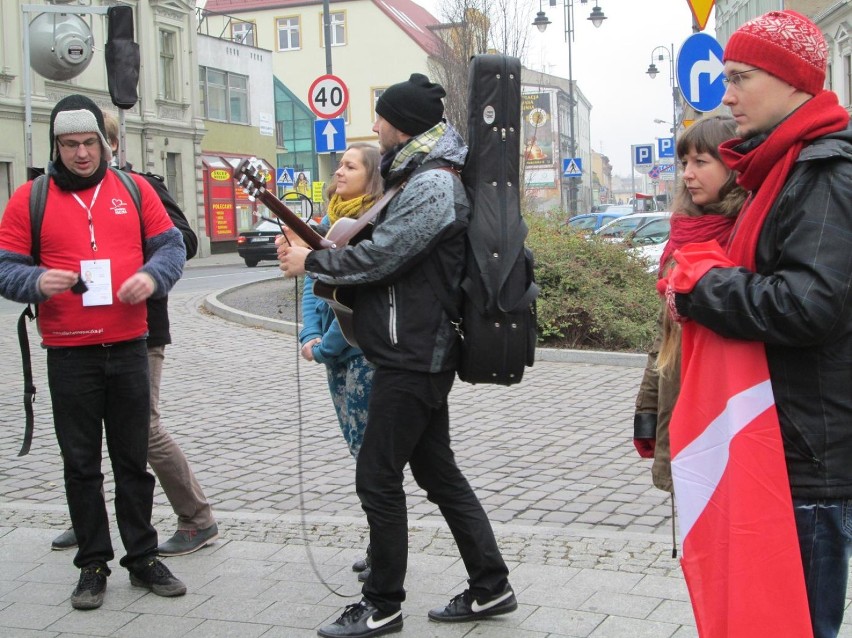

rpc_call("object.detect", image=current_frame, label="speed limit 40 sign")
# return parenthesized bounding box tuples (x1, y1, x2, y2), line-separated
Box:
(308, 74, 349, 119)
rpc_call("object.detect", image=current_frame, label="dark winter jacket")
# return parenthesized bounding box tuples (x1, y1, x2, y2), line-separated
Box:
(304, 125, 469, 372)
(676, 123, 852, 498)
(126, 164, 197, 348)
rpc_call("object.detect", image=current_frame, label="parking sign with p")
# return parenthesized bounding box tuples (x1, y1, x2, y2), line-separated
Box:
(658, 137, 675, 159)
(633, 144, 654, 174)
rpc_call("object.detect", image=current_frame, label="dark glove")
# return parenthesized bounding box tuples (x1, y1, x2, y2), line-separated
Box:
(633, 413, 657, 459)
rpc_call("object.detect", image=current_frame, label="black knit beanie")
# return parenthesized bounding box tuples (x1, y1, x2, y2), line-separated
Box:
(49, 94, 112, 162)
(376, 73, 445, 136)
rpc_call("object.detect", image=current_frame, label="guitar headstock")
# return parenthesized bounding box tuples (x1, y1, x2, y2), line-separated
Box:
(235, 158, 271, 201)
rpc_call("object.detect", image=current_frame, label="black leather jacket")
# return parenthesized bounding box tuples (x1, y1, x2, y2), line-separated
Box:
(677, 123, 852, 498)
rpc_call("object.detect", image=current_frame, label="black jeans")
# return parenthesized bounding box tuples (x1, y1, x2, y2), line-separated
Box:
(356, 367, 509, 614)
(47, 340, 157, 571)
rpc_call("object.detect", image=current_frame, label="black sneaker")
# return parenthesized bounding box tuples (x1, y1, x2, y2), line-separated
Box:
(52, 528, 78, 551)
(352, 544, 371, 572)
(357, 567, 371, 583)
(157, 523, 219, 557)
(129, 557, 186, 597)
(318, 599, 402, 637)
(428, 584, 517, 622)
(71, 565, 108, 610)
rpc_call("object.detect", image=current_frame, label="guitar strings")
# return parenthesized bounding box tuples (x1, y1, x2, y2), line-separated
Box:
(282, 219, 361, 599)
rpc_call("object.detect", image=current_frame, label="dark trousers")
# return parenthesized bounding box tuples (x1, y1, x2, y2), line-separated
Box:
(794, 498, 852, 638)
(47, 340, 157, 571)
(356, 367, 509, 614)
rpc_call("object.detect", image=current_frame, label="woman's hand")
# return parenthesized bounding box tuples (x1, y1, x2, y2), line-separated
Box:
(301, 338, 321, 361)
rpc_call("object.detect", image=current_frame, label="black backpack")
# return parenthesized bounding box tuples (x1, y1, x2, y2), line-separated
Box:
(15, 168, 141, 456)
(426, 54, 539, 386)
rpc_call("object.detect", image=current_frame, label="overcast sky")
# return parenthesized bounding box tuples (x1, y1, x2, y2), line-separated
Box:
(413, 0, 719, 177)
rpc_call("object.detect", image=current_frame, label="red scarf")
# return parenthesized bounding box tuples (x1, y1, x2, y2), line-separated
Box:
(659, 213, 736, 278)
(720, 91, 850, 269)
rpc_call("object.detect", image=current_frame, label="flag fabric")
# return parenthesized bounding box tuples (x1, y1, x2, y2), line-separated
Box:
(668, 242, 812, 637)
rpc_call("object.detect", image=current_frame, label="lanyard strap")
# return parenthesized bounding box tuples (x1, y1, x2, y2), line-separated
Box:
(71, 182, 103, 252)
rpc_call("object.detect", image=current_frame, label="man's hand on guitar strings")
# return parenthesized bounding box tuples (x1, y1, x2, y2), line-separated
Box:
(277, 237, 311, 278)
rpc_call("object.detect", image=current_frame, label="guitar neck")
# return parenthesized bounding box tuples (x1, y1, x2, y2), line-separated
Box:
(256, 190, 333, 251)
(234, 159, 332, 251)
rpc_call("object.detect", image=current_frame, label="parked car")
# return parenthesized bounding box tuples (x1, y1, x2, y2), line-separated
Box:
(624, 215, 672, 271)
(566, 206, 633, 233)
(236, 218, 283, 267)
(594, 211, 671, 241)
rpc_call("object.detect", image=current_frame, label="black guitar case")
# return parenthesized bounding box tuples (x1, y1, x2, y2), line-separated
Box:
(457, 53, 539, 385)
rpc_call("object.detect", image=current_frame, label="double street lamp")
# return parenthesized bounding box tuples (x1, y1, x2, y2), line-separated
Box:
(646, 44, 680, 192)
(532, 0, 606, 215)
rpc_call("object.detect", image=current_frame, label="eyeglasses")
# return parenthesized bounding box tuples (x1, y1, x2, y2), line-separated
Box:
(56, 137, 101, 151)
(722, 68, 762, 88)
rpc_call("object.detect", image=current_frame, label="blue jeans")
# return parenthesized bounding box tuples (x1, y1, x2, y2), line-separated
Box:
(47, 340, 157, 571)
(793, 498, 852, 638)
(356, 367, 509, 614)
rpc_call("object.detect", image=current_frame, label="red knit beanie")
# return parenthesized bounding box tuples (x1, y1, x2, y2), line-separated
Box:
(723, 10, 827, 95)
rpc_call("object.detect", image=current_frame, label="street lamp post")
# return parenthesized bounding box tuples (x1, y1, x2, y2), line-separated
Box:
(533, 0, 606, 216)
(646, 44, 679, 198)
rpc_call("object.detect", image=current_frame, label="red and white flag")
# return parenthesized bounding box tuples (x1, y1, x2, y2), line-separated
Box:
(669, 244, 812, 637)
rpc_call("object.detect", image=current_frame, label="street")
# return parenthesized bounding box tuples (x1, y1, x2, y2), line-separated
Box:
(2, 261, 851, 636)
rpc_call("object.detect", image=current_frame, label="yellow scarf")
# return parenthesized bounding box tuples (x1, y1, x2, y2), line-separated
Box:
(327, 193, 374, 224)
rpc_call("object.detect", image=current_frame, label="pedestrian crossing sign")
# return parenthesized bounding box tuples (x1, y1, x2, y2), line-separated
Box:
(562, 158, 582, 178)
(276, 168, 295, 187)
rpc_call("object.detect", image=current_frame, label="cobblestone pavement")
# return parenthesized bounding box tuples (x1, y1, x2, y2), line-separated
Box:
(1, 259, 850, 637)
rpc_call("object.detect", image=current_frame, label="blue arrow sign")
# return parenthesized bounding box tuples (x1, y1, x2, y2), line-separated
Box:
(677, 32, 725, 112)
(658, 137, 675, 159)
(562, 157, 582, 178)
(314, 117, 346, 154)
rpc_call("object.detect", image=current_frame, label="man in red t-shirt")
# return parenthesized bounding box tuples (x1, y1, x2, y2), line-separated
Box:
(0, 95, 187, 610)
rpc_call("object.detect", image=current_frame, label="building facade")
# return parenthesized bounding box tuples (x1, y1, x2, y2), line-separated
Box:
(521, 68, 593, 215)
(0, 0, 209, 252)
(200, 0, 442, 189)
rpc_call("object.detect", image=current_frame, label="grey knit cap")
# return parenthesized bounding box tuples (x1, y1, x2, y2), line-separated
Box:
(49, 94, 112, 162)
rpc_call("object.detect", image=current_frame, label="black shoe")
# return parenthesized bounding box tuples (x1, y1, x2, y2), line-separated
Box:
(352, 544, 371, 572)
(357, 567, 371, 582)
(71, 565, 107, 610)
(129, 557, 187, 597)
(52, 528, 78, 551)
(157, 523, 219, 557)
(318, 600, 402, 638)
(428, 584, 517, 622)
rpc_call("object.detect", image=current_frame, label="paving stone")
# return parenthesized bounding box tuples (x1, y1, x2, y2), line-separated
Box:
(0, 273, 850, 636)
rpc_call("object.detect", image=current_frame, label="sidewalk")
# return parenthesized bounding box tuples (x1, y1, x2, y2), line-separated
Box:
(1, 282, 850, 637)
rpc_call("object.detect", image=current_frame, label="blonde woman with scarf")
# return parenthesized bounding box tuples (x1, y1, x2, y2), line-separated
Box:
(297, 142, 383, 581)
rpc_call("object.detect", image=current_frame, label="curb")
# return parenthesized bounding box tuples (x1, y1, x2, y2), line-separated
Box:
(203, 282, 647, 369)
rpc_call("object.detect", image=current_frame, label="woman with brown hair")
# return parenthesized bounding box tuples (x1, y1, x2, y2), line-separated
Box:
(633, 116, 748, 494)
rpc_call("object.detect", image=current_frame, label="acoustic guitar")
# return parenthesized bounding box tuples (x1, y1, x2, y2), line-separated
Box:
(234, 158, 399, 347)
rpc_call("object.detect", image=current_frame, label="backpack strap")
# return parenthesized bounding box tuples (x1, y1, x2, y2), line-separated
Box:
(412, 160, 465, 336)
(110, 166, 142, 215)
(16, 304, 37, 456)
(29, 174, 49, 266)
(17, 174, 50, 456)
